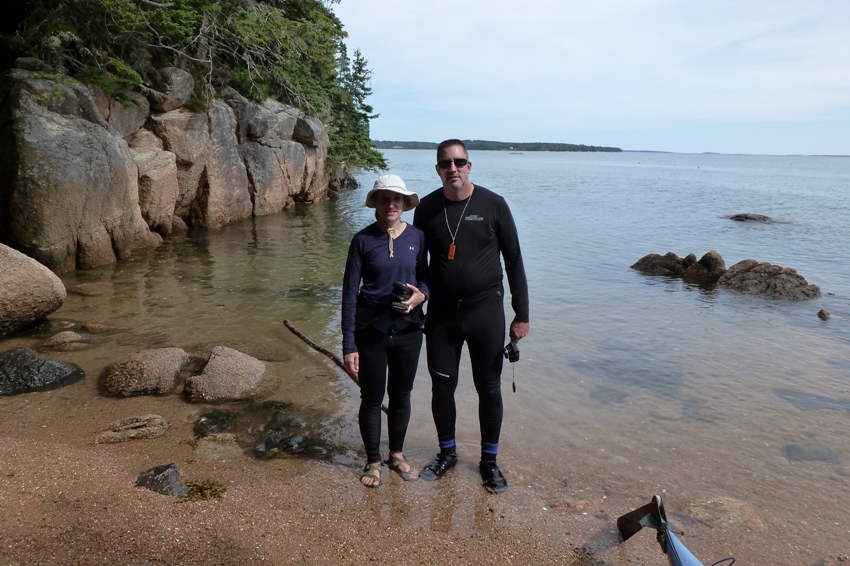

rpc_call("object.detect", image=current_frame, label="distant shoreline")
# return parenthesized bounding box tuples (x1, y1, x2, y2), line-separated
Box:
(373, 141, 850, 157)
(372, 139, 622, 152)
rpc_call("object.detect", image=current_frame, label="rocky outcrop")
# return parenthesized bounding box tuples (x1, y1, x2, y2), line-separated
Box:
(718, 259, 821, 300)
(184, 345, 267, 403)
(0, 348, 84, 395)
(0, 66, 335, 273)
(0, 69, 161, 272)
(631, 250, 726, 284)
(0, 243, 66, 336)
(101, 347, 189, 397)
(633, 251, 820, 300)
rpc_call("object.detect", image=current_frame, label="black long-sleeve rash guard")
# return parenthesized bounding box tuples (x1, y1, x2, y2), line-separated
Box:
(413, 184, 529, 323)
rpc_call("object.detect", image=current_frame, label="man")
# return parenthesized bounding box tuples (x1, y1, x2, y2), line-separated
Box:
(413, 139, 530, 494)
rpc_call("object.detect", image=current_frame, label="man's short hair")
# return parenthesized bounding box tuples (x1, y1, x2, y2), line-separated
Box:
(437, 139, 468, 157)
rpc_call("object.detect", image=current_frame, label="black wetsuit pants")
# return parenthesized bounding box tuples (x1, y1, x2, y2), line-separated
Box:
(355, 324, 423, 464)
(425, 290, 506, 451)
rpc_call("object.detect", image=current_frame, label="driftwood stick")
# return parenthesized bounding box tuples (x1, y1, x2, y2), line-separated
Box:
(283, 319, 388, 414)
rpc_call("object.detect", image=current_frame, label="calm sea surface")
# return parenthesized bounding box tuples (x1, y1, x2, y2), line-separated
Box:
(2, 149, 849, 560)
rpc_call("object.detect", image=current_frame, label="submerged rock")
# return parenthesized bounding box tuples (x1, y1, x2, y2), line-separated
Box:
(42, 330, 88, 351)
(256, 433, 310, 458)
(729, 213, 772, 223)
(687, 496, 766, 530)
(193, 433, 244, 460)
(785, 443, 841, 463)
(193, 410, 241, 439)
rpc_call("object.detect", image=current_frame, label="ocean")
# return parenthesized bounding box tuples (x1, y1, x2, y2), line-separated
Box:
(2, 148, 849, 561)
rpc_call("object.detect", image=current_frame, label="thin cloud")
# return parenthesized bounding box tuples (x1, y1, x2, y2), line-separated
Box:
(334, 0, 850, 154)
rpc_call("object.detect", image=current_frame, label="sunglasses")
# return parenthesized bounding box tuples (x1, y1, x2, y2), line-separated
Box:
(437, 158, 469, 169)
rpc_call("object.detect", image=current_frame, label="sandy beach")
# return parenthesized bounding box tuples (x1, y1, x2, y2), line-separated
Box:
(0, 384, 670, 566)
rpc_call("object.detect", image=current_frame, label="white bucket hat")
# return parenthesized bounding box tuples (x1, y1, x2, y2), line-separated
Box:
(365, 174, 419, 211)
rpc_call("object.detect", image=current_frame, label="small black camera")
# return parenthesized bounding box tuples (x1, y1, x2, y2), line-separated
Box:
(392, 281, 412, 302)
(503, 341, 519, 363)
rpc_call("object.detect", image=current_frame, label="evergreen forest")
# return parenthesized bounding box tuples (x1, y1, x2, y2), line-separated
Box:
(0, 0, 386, 172)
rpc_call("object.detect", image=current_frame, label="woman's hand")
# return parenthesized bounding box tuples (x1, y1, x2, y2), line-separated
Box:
(396, 283, 426, 312)
(344, 352, 359, 375)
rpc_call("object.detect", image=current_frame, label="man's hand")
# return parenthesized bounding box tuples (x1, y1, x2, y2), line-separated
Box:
(509, 321, 529, 343)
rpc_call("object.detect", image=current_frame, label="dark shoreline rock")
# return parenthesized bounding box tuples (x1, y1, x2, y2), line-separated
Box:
(135, 463, 191, 498)
(0, 348, 84, 396)
(631, 250, 725, 284)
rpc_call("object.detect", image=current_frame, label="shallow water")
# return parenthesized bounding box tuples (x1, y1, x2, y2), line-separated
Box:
(2, 150, 850, 562)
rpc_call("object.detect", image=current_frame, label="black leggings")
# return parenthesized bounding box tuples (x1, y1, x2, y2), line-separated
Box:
(355, 325, 423, 464)
(425, 290, 506, 449)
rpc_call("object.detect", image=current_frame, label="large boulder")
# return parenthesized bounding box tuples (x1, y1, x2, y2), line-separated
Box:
(0, 69, 161, 272)
(184, 346, 267, 403)
(101, 347, 189, 397)
(718, 260, 821, 300)
(0, 348, 84, 396)
(0, 244, 66, 336)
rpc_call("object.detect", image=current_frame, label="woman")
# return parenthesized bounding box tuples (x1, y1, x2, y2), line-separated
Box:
(342, 174, 429, 487)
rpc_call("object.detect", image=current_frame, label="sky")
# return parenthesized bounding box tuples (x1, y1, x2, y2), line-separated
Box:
(332, 0, 850, 155)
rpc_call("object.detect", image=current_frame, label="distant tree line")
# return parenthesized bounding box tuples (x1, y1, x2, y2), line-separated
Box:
(372, 139, 622, 152)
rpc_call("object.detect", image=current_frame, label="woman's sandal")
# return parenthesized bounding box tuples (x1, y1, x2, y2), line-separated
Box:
(388, 454, 419, 481)
(360, 461, 382, 488)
